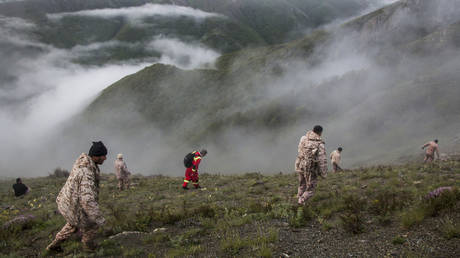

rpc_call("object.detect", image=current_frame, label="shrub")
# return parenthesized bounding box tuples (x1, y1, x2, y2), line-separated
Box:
(340, 213, 364, 234)
(401, 207, 425, 229)
(440, 217, 460, 240)
(392, 236, 406, 245)
(289, 205, 313, 228)
(340, 194, 366, 234)
(220, 232, 247, 255)
(370, 189, 413, 216)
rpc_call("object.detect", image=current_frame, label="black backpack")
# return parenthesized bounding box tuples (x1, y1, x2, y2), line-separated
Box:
(183, 152, 196, 168)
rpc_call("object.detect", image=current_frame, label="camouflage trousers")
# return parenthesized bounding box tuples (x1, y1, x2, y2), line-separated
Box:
(47, 222, 98, 249)
(332, 162, 342, 173)
(297, 171, 318, 205)
(424, 153, 435, 163)
(117, 177, 130, 190)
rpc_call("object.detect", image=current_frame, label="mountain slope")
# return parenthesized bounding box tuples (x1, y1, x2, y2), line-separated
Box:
(1, 159, 459, 256)
(77, 0, 460, 173)
(0, 0, 375, 65)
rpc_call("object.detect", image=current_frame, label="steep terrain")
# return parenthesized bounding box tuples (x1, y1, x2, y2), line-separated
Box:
(1, 158, 459, 256)
(77, 0, 460, 172)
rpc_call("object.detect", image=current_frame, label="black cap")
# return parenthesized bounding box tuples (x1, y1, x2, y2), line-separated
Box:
(313, 125, 323, 134)
(88, 141, 108, 157)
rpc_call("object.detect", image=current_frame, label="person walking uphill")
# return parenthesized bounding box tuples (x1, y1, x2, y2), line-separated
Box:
(422, 139, 439, 163)
(182, 149, 207, 190)
(295, 125, 327, 205)
(114, 154, 131, 190)
(47, 141, 107, 252)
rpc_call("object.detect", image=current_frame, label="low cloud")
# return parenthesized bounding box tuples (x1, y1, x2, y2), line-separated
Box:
(0, 16, 221, 177)
(47, 3, 221, 21)
(147, 37, 220, 69)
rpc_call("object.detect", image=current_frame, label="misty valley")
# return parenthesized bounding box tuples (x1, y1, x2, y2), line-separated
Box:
(0, 0, 459, 257)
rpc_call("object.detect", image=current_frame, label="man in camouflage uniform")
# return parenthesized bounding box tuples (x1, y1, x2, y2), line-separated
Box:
(295, 125, 327, 205)
(114, 153, 131, 190)
(422, 139, 439, 163)
(46, 141, 107, 252)
(330, 147, 343, 173)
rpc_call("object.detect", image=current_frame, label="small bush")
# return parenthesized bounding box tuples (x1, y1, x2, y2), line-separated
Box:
(340, 213, 364, 234)
(370, 189, 413, 215)
(423, 189, 458, 217)
(402, 189, 459, 228)
(392, 236, 406, 245)
(257, 244, 273, 258)
(440, 217, 460, 239)
(401, 207, 425, 229)
(289, 205, 313, 228)
(220, 232, 247, 255)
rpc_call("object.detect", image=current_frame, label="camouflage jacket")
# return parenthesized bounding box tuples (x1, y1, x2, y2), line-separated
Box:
(114, 159, 130, 179)
(295, 131, 327, 176)
(56, 153, 105, 228)
(330, 150, 341, 165)
(422, 141, 439, 157)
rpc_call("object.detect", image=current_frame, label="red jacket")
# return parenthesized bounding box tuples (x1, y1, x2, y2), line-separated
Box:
(186, 151, 203, 174)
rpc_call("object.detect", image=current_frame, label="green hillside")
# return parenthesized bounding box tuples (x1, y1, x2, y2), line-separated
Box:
(156, 0, 371, 44)
(0, 0, 373, 65)
(1, 159, 459, 256)
(80, 0, 460, 168)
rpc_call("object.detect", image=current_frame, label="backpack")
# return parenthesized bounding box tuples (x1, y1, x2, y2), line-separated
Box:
(183, 152, 196, 168)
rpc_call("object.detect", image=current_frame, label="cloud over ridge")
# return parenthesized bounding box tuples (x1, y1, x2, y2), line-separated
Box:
(47, 3, 221, 20)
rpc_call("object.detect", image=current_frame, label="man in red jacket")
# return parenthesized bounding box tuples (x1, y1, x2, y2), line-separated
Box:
(183, 149, 207, 189)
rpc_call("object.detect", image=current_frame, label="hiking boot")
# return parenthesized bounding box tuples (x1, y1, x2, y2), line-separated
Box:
(182, 186, 189, 190)
(46, 244, 63, 253)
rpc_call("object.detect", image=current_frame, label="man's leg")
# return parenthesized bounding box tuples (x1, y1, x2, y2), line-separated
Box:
(47, 222, 77, 250)
(336, 164, 343, 172)
(332, 163, 337, 173)
(183, 170, 192, 189)
(297, 172, 307, 204)
(117, 179, 124, 190)
(425, 154, 433, 163)
(123, 177, 130, 190)
(303, 172, 318, 201)
(81, 226, 99, 251)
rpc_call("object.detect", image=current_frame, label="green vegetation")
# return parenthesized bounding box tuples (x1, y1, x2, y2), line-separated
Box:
(1, 160, 459, 256)
(0, 0, 371, 65)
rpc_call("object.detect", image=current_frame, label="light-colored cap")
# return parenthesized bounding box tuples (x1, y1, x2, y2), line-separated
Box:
(117, 153, 123, 159)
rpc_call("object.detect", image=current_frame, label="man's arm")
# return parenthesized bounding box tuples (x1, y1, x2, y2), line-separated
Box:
(318, 143, 328, 178)
(122, 162, 131, 175)
(80, 168, 105, 226)
(192, 156, 202, 173)
(435, 146, 440, 159)
(421, 142, 430, 149)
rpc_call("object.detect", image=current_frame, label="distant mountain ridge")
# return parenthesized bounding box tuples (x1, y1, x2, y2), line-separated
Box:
(0, 0, 374, 65)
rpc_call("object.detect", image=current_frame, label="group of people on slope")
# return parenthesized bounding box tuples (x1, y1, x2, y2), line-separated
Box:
(294, 125, 441, 205)
(44, 127, 439, 252)
(45, 141, 207, 252)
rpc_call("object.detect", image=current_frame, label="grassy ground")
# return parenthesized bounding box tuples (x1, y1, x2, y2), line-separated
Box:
(1, 159, 459, 257)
